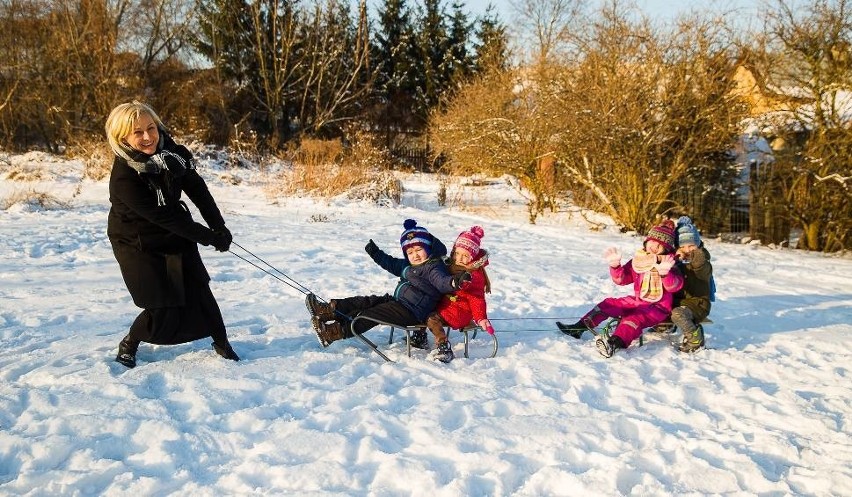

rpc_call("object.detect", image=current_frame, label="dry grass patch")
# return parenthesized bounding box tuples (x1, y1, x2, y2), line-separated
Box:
(68, 140, 113, 181)
(2, 190, 70, 211)
(3, 167, 49, 181)
(268, 132, 403, 205)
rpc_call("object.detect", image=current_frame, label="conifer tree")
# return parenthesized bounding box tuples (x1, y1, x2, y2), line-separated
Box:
(445, 1, 475, 86)
(373, 0, 425, 133)
(474, 4, 510, 73)
(416, 0, 448, 120)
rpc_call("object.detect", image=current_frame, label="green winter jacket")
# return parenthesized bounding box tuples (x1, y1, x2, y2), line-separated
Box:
(673, 245, 713, 322)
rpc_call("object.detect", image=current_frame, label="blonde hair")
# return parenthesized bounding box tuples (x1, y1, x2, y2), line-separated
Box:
(104, 101, 165, 156)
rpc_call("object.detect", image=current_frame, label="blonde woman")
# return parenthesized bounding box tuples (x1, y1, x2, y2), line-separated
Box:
(105, 101, 238, 368)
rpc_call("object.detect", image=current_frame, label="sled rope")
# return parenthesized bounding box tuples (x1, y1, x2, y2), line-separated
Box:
(227, 243, 582, 330)
(229, 241, 316, 297)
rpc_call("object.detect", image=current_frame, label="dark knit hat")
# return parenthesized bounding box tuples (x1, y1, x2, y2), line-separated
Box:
(400, 219, 433, 256)
(644, 219, 677, 252)
(676, 216, 702, 247)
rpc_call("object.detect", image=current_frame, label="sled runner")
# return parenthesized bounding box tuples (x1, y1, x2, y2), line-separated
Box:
(638, 318, 713, 346)
(349, 315, 499, 363)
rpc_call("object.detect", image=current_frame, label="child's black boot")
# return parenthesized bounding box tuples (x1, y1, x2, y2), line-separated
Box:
(556, 321, 587, 339)
(409, 329, 429, 349)
(431, 340, 454, 363)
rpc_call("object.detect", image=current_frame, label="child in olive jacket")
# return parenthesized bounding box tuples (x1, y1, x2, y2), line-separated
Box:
(671, 216, 715, 352)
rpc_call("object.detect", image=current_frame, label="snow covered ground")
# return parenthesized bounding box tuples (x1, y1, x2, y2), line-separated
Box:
(1, 152, 850, 496)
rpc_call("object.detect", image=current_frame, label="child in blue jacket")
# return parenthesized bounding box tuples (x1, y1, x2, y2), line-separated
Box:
(306, 219, 470, 351)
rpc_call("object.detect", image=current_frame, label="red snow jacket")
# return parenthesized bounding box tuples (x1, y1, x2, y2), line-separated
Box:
(437, 250, 491, 329)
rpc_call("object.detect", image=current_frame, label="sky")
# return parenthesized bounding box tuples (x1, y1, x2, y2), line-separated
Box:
(463, 0, 767, 19)
(1, 150, 851, 495)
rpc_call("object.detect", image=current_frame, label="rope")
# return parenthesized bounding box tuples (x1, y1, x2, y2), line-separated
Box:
(227, 242, 580, 332)
(229, 241, 317, 298)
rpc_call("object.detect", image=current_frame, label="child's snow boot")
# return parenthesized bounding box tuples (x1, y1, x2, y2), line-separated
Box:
(556, 320, 588, 339)
(558, 308, 603, 339)
(313, 318, 345, 348)
(595, 334, 626, 358)
(115, 336, 139, 369)
(431, 340, 454, 363)
(678, 324, 705, 353)
(306, 293, 335, 322)
(409, 329, 429, 350)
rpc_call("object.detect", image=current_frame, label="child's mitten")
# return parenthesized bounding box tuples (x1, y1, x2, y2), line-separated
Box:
(657, 254, 676, 275)
(478, 319, 495, 335)
(603, 246, 622, 267)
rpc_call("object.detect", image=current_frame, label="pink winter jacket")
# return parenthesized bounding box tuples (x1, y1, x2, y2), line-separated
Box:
(610, 258, 684, 311)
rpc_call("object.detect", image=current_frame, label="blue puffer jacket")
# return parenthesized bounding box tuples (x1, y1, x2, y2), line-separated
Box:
(367, 240, 455, 322)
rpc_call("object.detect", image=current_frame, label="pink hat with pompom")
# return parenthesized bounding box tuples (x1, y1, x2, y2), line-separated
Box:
(644, 219, 677, 253)
(454, 226, 484, 259)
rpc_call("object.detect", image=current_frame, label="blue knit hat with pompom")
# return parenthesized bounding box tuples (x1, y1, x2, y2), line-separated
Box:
(676, 216, 702, 247)
(400, 219, 433, 256)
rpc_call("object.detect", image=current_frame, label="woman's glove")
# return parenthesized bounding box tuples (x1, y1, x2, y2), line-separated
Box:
(211, 227, 232, 252)
(656, 253, 676, 275)
(478, 319, 495, 335)
(603, 246, 622, 267)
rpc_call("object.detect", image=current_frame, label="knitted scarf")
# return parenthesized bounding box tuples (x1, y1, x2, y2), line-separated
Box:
(448, 250, 491, 294)
(631, 249, 663, 303)
(115, 131, 193, 177)
(115, 131, 195, 206)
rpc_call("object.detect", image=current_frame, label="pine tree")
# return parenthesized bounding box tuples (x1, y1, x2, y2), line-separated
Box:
(416, 0, 449, 121)
(473, 4, 510, 73)
(373, 0, 420, 133)
(195, 0, 257, 86)
(444, 1, 475, 88)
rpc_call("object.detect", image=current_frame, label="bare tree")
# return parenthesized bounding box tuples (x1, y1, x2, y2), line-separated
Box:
(511, 0, 586, 64)
(551, 5, 748, 232)
(120, 0, 198, 78)
(0, 0, 128, 150)
(297, 0, 375, 135)
(753, 0, 852, 251)
(429, 66, 568, 222)
(431, 2, 748, 231)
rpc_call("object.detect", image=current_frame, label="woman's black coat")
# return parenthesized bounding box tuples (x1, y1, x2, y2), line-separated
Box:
(107, 135, 224, 309)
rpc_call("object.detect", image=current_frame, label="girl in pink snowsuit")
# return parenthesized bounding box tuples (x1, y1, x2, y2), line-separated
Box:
(558, 219, 684, 357)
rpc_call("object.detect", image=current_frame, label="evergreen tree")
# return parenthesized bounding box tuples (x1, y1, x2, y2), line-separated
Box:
(444, 1, 475, 88)
(416, 0, 449, 120)
(195, 0, 256, 86)
(373, 0, 420, 133)
(473, 3, 510, 73)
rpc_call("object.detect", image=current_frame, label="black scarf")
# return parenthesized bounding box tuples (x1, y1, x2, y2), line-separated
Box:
(120, 131, 195, 178)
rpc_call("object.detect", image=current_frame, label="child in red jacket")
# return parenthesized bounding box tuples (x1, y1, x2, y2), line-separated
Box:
(425, 226, 495, 363)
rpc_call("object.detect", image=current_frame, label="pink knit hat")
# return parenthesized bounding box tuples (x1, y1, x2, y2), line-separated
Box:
(644, 219, 677, 253)
(454, 226, 484, 259)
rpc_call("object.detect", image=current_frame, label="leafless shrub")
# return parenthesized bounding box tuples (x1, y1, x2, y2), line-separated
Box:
(67, 139, 113, 181)
(750, 0, 852, 252)
(266, 130, 402, 205)
(2, 190, 69, 211)
(3, 167, 47, 182)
